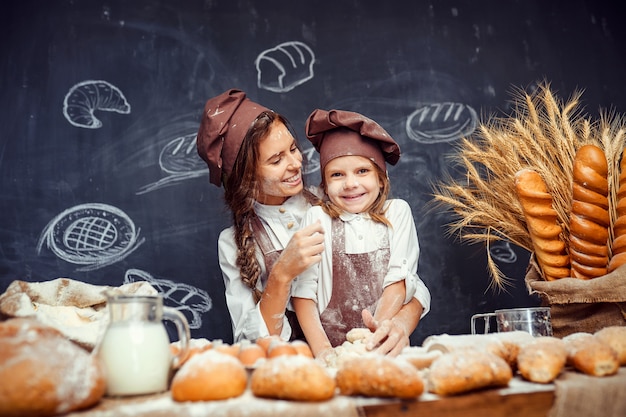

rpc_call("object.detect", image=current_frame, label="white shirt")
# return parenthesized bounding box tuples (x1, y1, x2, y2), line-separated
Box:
(292, 199, 431, 318)
(218, 191, 312, 342)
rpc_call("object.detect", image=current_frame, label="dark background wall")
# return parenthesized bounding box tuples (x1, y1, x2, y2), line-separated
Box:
(1, 0, 625, 345)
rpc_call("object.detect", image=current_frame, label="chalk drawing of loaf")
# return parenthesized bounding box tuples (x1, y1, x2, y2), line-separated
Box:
(37, 203, 145, 271)
(124, 269, 213, 329)
(406, 102, 477, 144)
(63, 80, 131, 129)
(137, 133, 208, 195)
(255, 41, 315, 93)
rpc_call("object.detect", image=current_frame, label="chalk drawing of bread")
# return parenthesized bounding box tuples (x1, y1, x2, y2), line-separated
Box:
(63, 80, 131, 129)
(160, 134, 207, 175)
(124, 269, 213, 329)
(37, 203, 144, 271)
(406, 102, 477, 144)
(255, 41, 315, 92)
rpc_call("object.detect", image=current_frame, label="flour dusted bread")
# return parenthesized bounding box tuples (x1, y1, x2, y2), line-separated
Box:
(171, 349, 247, 401)
(594, 326, 626, 365)
(516, 337, 567, 383)
(0, 318, 105, 417)
(251, 355, 336, 401)
(569, 144, 610, 279)
(514, 168, 570, 280)
(563, 332, 619, 376)
(336, 355, 424, 399)
(427, 350, 512, 396)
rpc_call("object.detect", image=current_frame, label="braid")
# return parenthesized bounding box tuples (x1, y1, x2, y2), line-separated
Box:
(234, 212, 263, 303)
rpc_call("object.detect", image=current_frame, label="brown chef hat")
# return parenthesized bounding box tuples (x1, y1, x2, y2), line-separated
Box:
(305, 109, 400, 174)
(197, 89, 272, 186)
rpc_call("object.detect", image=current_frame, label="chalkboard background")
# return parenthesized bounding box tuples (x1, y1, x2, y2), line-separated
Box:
(2, 0, 625, 345)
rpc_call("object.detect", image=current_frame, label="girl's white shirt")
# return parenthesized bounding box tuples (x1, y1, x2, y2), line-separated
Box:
(291, 199, 431, 318)
(218, 191, 312, 342)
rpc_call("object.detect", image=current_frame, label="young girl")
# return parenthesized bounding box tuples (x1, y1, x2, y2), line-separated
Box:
(292, 109, 430, 358)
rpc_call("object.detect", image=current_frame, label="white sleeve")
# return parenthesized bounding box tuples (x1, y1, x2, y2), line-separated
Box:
(290, 207, 322, 302)
(218, 227, 291, 342)
(385, 200, 430, 316)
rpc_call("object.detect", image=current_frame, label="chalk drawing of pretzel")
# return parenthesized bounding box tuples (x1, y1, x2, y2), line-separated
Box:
(63, 80, 131, 129)
(255, 41, 315, 93)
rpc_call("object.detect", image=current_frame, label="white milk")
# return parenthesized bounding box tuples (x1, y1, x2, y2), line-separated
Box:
(98, 321, 172, 396)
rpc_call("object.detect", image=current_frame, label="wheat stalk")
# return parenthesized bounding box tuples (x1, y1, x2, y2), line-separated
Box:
(432, 81, 625, 288)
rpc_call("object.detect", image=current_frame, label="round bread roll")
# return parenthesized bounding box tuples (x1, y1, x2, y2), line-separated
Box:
(516, 337, 567, 383)
(336, 355, 424, 399)
(0, 318, 105, 417)
(594, 326, 626, 365)
(563, 332, 619, 376)
(171, 350, 247, 402)
(251, 355, 336, 401)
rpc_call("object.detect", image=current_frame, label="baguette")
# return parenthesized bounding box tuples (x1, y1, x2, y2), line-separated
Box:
(514, 168, 570, 280)
(609, 152, 626, 272)
(569, 145, 609, 279)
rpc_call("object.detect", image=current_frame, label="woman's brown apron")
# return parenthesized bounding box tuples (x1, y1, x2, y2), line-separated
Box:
(251, 215, 305, 341)
(319, 218, 390, 346)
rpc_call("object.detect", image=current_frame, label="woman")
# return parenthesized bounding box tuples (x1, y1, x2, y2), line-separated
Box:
(197, 89, 421, 354)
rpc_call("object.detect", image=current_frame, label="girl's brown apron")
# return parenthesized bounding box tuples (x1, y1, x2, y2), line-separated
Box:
(320, 217, 390, 346)
(251, 215, 305, 341)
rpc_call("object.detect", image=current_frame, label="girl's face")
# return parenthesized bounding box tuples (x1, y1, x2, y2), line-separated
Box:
(324, 155, 382, 214)
(256, 122, 303, 205)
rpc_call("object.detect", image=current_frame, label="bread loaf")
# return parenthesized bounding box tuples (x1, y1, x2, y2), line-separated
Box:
(516, 337, 567, 383)
(427, 350, 512, 396)
(0, 318, 106, 417)
(336, 355, 425, 399)
(594, 326, 626, 365)
(563, 332, 619, 376)
(514, 168, 570, 280)
(251, 355, 336, 401)
(171, 350, 248, 401)
(609, 152, 626, 272)
(569, 144, 609, 279)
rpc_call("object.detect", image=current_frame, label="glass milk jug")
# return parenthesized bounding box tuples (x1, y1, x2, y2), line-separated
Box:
(97, 293, 190, 396)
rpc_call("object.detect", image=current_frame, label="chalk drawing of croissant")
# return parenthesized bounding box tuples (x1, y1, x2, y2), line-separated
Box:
(63, 80, 131, 129)
(255, 41, 315, 93)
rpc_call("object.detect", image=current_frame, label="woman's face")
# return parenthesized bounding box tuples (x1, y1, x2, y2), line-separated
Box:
(255, 121, 303, 205)
(323, 155, 382, 214)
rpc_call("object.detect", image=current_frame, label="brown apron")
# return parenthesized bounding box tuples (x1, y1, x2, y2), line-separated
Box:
(320, 217, 390, 346)
(251, 215, 305, 341)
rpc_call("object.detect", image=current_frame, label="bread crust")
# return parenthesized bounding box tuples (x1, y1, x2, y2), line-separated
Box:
(516, 337, 567, 383)
(514, 168, 570, 280)
(569, 145, 609, 279)
(609, 152, 626, 271)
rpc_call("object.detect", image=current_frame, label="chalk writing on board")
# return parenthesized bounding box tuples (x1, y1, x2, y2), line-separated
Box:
(37, 203, 145, 271)
(405, 102, 477, 143)
(63, 80, 131, 129)
(136, 133, 208, 195)
(255, 41, 315, 93)
(123, 268, 212, 329)
(489, 240, 517, 264)
(302, 146, 320, 175)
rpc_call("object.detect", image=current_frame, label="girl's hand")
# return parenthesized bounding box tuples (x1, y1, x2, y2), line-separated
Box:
(361, 309, 410, 357)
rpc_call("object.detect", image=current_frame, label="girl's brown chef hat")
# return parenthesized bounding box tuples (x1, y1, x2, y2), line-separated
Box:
(197, 89, 271, 186)
(305, 109, 400, 174)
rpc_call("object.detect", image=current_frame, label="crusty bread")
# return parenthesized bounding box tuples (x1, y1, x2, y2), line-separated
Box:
(514, 168, 570, 280)
(609, 152, 626, 272)
(563, 332, 619, 376)
(594, 326, 626, 365)
(427, 349, 512, 396)
(251, 355, 336, 401)
(336, 355, 424, 399)
(516, 337, 567, 383)
(569, 145, 609, 279)
(0, 318, 106, 417)
(171, 350, 248, 401)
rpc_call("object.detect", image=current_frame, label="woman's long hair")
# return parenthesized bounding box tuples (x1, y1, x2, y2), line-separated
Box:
(319, 161, 392, 227)
(223, 111, 296, 303)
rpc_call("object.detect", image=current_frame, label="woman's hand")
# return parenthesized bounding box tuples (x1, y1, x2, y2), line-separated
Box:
(271, 221, 325, 284)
